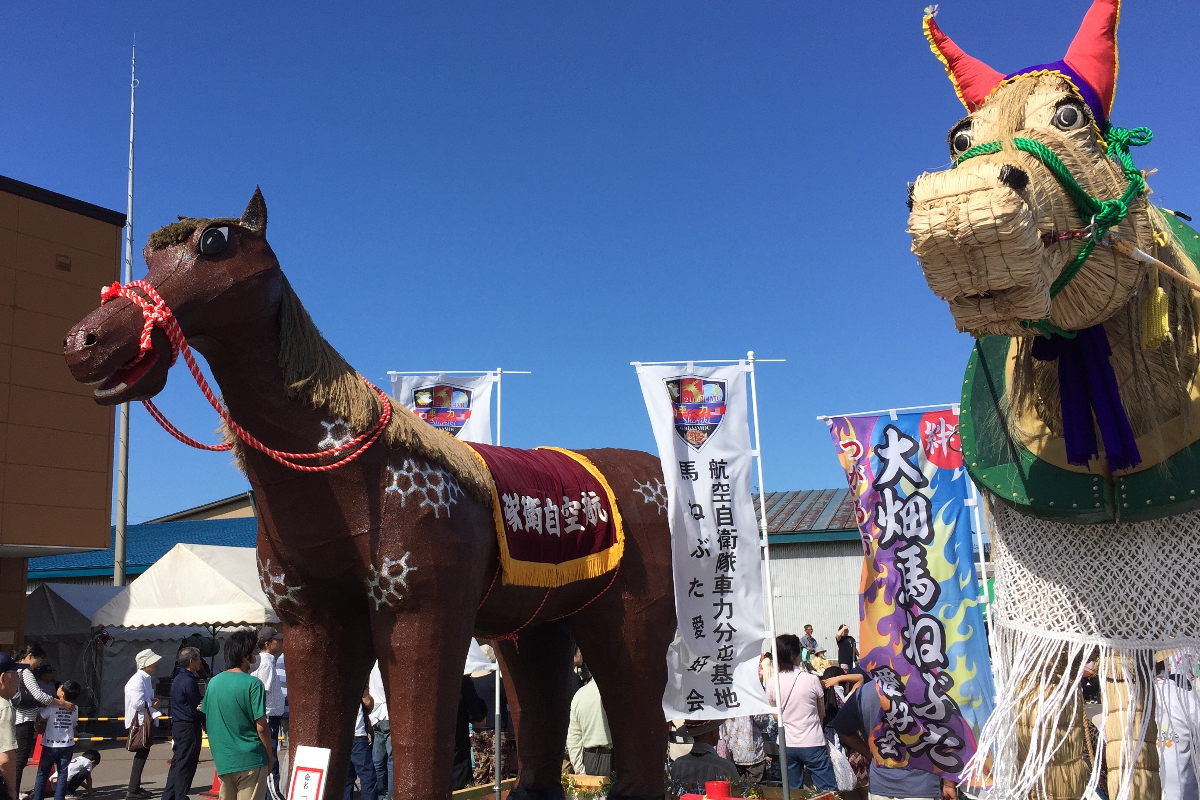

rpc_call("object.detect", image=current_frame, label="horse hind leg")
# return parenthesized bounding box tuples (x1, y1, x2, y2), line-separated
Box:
(572, 578, 675, 800)
(493, 620, 575, 800)
(1103, 653, 1161, 800)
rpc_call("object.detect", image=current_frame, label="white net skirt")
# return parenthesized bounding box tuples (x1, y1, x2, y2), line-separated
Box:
(967, 501, 1200, 800)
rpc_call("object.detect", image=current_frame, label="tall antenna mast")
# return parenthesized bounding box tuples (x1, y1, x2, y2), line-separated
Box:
(114, 39, 136, 587)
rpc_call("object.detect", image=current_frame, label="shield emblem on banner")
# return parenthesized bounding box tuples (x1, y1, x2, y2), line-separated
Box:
(411, 383, 473, 437)
(666, 377, 727, 449)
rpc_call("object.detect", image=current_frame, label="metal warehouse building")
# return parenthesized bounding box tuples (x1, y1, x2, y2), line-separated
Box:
(760, 489, 863, 654)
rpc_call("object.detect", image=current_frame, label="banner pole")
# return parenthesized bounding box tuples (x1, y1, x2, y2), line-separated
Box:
(494, 366, 504, 800)
(494, 659, 502, 800)
(967, 478, 992, 632)
(748, 350, 789, 800)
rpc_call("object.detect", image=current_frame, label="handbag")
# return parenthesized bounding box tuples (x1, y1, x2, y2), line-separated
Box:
(826, 736, 857, 792)
(126, 709, 154, 751)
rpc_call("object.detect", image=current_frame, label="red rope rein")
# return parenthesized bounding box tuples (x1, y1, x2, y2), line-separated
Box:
(99, 279, 392, 472)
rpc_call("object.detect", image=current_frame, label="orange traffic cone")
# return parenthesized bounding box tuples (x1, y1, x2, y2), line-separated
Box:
(29, 734, 43, 766)
(201, 770, 221, 798)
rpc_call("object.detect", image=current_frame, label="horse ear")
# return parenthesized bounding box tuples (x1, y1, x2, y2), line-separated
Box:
(1063, 0, 1119, 123)
(923, 11, 1005, 112)
(241, 187, 267, 233)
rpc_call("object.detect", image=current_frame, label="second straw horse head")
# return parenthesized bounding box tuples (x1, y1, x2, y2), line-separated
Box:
(907, 1, 1200, 463)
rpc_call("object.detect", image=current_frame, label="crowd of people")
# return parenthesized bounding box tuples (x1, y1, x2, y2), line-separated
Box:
(0, 622, 952, 800)
(662, 627, 957, 800)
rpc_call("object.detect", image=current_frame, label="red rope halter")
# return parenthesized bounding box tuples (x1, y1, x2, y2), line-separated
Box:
(99, 279, 392, 472)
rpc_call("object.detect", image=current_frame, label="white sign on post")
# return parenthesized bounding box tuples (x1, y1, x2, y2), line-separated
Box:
(635, 363, 771, 719)
(287, 745, 331, 800)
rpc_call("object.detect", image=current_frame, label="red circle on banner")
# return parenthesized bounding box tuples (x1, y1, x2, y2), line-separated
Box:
(919, 409, 963, 469)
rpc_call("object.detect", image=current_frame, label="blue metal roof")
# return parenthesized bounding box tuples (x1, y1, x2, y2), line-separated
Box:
(28, 517, 258, 578)
(28, 488, 856, 578)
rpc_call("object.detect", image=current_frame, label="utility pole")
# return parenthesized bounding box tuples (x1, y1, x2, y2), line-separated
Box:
(114, 41, 136, 587)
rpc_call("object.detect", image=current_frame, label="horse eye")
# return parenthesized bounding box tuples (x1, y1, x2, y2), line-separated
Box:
(199, 226, 230, 256)
(950, 124, 972, 157)
(1053, 102, 1085, 131)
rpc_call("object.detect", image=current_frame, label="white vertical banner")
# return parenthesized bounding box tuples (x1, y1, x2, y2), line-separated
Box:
(636, 363, 771, 718)
(390, 373, 496, 444)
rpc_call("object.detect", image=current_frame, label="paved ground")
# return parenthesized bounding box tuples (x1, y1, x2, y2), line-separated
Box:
(14, 739, 290, 800)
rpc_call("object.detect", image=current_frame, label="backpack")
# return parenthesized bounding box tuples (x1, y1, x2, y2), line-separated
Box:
(11, 665, 41, 711)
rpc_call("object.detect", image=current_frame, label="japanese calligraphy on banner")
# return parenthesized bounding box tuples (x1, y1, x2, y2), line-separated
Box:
(825, 409, 995, 779)
(636, 363, 770, 719)
(390, 373, 495, 444)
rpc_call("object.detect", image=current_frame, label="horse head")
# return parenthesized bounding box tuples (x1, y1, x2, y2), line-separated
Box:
(64, 189, 281, 405)
(907, 0, 1153, 338)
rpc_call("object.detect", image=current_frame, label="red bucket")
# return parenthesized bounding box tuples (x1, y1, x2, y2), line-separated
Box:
(705, 781, 732, 798)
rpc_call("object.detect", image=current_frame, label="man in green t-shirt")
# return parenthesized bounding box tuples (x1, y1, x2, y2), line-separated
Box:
(202, 631, 274, 800)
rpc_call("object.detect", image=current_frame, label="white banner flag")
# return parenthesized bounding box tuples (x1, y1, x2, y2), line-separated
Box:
(390, 373, 496, 445)
(636, 363, 771, 719)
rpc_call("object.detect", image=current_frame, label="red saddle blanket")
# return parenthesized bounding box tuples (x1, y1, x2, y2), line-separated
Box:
(466, 443, 625, 588)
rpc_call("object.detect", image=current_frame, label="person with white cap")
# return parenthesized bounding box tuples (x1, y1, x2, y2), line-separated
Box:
(124, 649, 163, 799)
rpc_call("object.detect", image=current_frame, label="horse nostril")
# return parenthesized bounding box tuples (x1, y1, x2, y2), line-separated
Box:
(998, 165, 1029, 193)
(83, 332, 98, 347)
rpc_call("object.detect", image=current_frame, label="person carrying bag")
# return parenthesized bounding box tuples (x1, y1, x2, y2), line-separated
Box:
(123, 650, 163, 799)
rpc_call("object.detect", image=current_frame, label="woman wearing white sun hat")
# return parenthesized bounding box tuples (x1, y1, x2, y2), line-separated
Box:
(123, 650, 163, 800)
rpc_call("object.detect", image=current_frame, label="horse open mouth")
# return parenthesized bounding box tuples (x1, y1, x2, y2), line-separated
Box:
(90, 339, 171, 404)
(94, 350, 159, 399)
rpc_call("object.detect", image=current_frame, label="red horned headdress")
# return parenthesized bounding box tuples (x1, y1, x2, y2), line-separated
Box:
(923, 0, 1120, 129)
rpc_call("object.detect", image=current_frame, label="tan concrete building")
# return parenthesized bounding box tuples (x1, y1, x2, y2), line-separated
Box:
(0, 175, 124, 648)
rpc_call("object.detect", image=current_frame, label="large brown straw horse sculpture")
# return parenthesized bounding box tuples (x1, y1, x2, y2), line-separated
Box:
(909, 2, 1200, 799)
(63, 190, 676, 800)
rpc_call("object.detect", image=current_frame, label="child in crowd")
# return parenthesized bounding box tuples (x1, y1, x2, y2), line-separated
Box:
(49, 750, 100, 797)
(31, 681, 82, 800)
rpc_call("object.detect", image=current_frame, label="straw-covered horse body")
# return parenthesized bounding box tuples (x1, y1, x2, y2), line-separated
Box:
(62, 191, 676, 800)
(908, 2, 1200, 799)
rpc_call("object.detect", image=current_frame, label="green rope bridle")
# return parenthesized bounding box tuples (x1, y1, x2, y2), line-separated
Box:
(953, 125, 1153, 338)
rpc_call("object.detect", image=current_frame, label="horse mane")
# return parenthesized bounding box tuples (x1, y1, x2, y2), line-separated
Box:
(225, 278, 493, 502)
(147, 217, 241, 251)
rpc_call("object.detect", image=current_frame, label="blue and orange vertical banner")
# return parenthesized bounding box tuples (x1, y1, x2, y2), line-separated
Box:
(825, 408, 994, 780)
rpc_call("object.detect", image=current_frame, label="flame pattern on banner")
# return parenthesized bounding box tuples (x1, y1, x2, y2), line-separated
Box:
(827, 410, 995, 780)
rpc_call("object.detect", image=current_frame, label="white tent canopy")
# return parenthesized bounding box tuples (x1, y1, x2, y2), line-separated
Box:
(92, 543, 278, 628)
(27, 583, 123, 641)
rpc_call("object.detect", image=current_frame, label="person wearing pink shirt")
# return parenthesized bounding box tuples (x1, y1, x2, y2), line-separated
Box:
(764, 634, 838, 793)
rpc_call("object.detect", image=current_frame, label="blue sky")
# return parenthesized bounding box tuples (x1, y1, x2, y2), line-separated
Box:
(3, 1, 1197, 523)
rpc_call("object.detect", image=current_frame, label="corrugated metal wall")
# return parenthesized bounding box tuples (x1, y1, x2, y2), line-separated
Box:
(766, 541, 863, 656)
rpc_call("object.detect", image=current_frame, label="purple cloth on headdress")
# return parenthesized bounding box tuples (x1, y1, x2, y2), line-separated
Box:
(1031, 324, 1140, 470)
(1005, 61, 1108, 130)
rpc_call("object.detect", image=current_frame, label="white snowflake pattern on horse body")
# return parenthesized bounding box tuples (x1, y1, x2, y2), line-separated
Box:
(318, 419, 354, 451)
(258, 557, 302, 611)
(385, 458, 465, 518)
(635, 478, 668, 515)
(366, 553, 417, 610)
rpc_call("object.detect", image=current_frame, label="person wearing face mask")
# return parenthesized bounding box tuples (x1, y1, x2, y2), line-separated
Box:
(202, 632, 273, 800)
(251, 628, 285, 800)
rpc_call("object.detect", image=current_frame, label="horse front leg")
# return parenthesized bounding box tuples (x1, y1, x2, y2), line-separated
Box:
(260, 554, 376, 800)
(368, 531, 493, 799)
